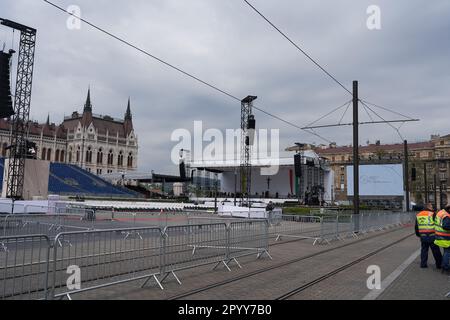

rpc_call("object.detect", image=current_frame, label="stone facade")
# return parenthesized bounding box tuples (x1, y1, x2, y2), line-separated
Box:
(0, 117, 67, 163)
(314, 135, 450, 208)
(0, 89, 138, 175)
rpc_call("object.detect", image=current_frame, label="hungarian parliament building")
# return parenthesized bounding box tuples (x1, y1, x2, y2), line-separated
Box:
(0, 89, 138, 175)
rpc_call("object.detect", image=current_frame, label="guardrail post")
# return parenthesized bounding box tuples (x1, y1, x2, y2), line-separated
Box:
(159, 228, 167, 278)
(44, 237, 51, 300)
(51, 237, 58, 300)
(335, 214, 339, 240)
(225, 223, 231, 262)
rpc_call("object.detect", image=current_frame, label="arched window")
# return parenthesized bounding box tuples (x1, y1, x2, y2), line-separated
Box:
(97, 148, 103, 164)
(86, 146, 93, 163)
(118, 151, 124, 167)
(55, 150, 60, 163)
(47, 148, 52, 161)
(41, 147, 47, 160)
(60, 150, 65, 162)
(107, 150, 114, 165)
(127, 152, 133, 168)
(76, 146, 80, 162)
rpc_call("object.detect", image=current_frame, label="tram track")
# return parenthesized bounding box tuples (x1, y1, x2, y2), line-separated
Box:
(166, 226, 412, 300)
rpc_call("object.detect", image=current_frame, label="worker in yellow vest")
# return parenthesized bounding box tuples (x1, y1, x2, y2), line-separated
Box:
(434, 206, 450, 272)
(415, 203, 442, 269)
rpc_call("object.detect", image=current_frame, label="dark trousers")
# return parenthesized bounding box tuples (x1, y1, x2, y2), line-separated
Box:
(443, 247, 450, 270)
(420, 236, 442, 268)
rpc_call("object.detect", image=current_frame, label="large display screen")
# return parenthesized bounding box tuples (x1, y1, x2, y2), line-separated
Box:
(347, 164, 404, 196)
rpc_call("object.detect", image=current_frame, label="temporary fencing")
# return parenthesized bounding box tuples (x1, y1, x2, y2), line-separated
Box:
(0, 210, 415, 300)
(0, 219, 270, 300)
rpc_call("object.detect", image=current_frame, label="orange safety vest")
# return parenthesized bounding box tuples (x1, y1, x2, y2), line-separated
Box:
(434, 210, 450, 248)
(416, 210, 435, 235)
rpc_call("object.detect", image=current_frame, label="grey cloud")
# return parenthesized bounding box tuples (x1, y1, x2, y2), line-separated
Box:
(1, 0, 449, 174)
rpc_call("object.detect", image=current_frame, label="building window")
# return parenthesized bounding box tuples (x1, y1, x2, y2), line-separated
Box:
(76, 146, 80, 162)
(60, 150, 65, 162)
(118, 151, 124, 167)
(107, 150, 114, 165)
(47, 148, 52, 161)
(127, 152, 133, 168)
(97, 148, 103, 164)
(86, 147, 93, 163)
(41, 147, 47, 160)
(55, 150, 60, 163)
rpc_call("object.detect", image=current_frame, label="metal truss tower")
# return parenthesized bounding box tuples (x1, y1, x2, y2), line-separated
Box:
(240, 96, 257, 207)
(0, 19, 37, 200)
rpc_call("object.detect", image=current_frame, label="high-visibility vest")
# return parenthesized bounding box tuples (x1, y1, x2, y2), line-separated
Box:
(416, 210, 435, 235)
(434, 210, 450, 248)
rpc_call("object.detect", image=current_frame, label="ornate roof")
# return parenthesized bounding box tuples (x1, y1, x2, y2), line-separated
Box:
(62, 89, 134, 138)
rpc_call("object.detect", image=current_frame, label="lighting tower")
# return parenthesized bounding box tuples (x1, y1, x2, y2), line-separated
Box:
(240, 95, 257, 208)
(0, 18, 37, 200)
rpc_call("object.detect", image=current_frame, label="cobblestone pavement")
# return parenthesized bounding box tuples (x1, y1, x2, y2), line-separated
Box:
(378, 254, 450, 300)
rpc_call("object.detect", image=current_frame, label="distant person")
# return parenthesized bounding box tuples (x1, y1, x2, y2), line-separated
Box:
(434, 205, 450, 273)
(266, 201, 274, 212)
(415, 203, 442, 269)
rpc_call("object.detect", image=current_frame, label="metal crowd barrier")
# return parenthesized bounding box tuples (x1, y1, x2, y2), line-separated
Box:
(1, 219, 272, 300)
(269, 215, 323, 244)
(161, 223, 228, 283)
(0, 234, 51, 300)
(228, 220, 271, 264)
(1, 214, 95, 241)
(271, 211, 414, 245)
(0, 211, 414, 300)
(51, 227, 163, 300)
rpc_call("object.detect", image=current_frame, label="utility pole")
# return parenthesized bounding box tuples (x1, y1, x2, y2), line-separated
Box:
(352, 81, 360, 231)
(214, 173, 218, 213)
(424, 162, 428, 204)
(404, 140, 410, 212)
(234, 168, 237, 206)
(434, 174, 438, 210)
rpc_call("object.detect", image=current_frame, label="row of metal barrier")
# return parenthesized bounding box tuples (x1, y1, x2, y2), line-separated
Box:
(0, 210, 415, 247)
(187, 212, 416, 245)
(0, 220, 270, 300)
(268, 211, 416, 244)
(0, 210, 415, 300)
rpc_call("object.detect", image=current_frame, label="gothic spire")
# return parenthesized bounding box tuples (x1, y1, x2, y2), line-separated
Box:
(84, 87, 92, 113)
(125, 97, 132, 121)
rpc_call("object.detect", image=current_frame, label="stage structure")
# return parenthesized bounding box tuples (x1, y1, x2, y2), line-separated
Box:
(188, 150, 333, 204)
(0, 18, 37, 200)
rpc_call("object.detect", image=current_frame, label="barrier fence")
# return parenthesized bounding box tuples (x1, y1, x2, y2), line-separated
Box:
(268, 211, 415, 245)
(0, 220, 270, 300)
(0, 211, 415, 300)
(0, 235, 51, 300)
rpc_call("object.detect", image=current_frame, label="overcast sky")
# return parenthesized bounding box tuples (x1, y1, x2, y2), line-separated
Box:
(1, 0, 449, 174)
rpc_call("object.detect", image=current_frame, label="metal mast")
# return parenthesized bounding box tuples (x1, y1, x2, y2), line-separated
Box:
(0, 19, 37, 200)
(240, 96, 257, 207)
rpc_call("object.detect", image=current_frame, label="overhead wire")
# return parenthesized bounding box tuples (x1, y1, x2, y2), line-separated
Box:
(242, 0, 418, 141)
(42, 0, 332, 143)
